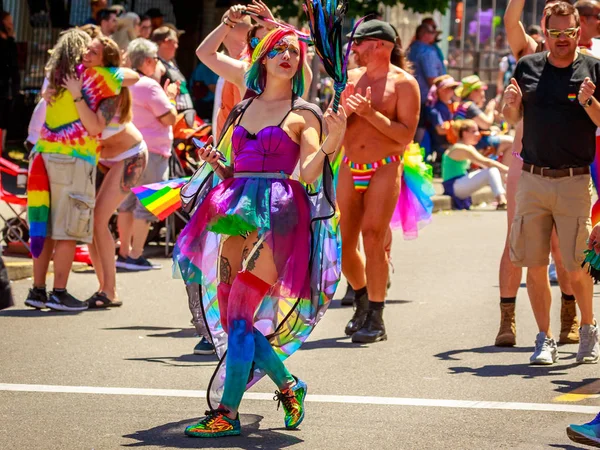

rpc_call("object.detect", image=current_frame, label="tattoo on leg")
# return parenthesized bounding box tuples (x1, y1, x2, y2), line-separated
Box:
(120, 151, 145, 193)
(241, 246, 250, 267)
(220, 256, 232, 284)
(99, 97, 119, 125)
(245, 239, 264, 272)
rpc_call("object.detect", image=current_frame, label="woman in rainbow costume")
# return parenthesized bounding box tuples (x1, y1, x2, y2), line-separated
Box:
(176, 27, 346, 437)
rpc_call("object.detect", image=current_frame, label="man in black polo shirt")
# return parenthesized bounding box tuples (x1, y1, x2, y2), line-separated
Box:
(504, 1, 600, 366)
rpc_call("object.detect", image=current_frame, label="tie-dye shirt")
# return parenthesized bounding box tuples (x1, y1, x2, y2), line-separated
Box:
(34, 67, 124, 165)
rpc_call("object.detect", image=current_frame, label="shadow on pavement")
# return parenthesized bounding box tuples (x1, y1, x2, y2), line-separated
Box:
(122, 414, 303, 448)
(300, 336, 356, 351)
(125, 354, 218, 368)
(104, 326, 197, 338)
(446, 360, 580, 379)
(552, 378, 600, 394)
(434, 345, 534, 361)
(330, 299, 412, 308)
(548, 445, 589, 450)
(0, 307, 86, 317)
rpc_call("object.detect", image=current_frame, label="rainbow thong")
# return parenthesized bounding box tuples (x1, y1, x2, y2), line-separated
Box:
(343, 154, 401, 193)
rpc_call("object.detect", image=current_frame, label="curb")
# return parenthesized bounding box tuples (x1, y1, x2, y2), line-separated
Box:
(432, 187, 496, 212)
(6, 261, 88, 282)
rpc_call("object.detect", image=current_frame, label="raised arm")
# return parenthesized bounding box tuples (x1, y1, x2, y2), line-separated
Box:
(299, 108, 347, 185)
(505, 0, 538, 59)
(195, 5, 248, 94)
(121, 68, 140, 87)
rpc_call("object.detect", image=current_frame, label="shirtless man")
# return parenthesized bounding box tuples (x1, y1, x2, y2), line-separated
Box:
(339, 20, 420, 344)
(495, 0, 578, 348)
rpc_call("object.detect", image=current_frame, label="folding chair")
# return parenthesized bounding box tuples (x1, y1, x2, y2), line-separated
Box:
(0, 157, 29, 251)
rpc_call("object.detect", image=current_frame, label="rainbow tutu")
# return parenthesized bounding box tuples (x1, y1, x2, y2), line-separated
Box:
(391, 143, 435, 239)
(174, 163, 341, 409)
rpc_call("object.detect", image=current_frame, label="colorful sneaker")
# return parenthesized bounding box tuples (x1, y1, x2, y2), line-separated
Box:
(184, 409, 241, 438)
(123, 256, 161, 271)
(529, 332, 558, 365)
(46, 290, 88, 312)
(193, 337, 215, 355)
(567, 412, 600, 447)
(24, 287, 48, 310)
(274, 376, 307, 429)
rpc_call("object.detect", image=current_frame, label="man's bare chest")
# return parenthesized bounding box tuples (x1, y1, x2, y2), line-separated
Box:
(354, 77, 397, 119)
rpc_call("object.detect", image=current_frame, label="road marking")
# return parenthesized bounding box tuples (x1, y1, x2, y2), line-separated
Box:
(0, 383, 598, 414)
(554, 380, 600, 403)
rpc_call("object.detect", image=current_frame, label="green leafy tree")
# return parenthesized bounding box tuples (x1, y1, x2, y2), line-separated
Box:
(268, 0, 450, 21)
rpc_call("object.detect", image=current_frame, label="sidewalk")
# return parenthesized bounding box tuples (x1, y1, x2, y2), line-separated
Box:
(432, 177, 495, 212)
(3, 255, 88, 282)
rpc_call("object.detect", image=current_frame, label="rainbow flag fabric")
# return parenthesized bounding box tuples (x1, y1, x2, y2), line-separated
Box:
(131, 177, 190, 221)
(27, 154, 50, 257)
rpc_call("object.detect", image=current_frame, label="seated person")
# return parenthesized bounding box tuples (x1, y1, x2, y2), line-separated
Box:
(424, 74, 459, 173)
(442, 119, 508, 210)
(454, 75, 513, 159)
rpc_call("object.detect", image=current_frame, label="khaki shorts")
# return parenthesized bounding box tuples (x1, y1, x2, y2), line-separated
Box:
(41, 153, 96, 243)
(509, 170, 592, 272)
(118, 151, 169, 222)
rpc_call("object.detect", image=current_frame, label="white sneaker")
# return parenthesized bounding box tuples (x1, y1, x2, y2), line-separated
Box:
(577, 323, 600, 364)
(530, 332, 558, 365)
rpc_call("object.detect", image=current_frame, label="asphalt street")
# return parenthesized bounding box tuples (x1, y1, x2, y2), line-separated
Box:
(2, 207, 600, 449)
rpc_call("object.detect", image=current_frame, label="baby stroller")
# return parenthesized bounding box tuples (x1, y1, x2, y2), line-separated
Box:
(172, 110, 212, 177)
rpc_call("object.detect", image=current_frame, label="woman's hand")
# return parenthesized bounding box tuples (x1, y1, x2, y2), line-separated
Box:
(226, 4, 245, 24)
(164, 79, 180, 101)
(197, 136, 221, 166)
(246, 0, 276, 28)
(62, 75, 83, 99)
(324, 105, 348, 150)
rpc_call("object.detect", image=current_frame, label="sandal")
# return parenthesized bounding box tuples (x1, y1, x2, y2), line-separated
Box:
(87, 291, 123, 309)
(497, 203, 508, 211)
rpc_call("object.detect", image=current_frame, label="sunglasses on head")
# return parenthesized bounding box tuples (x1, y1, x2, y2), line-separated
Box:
(546, 27, 579, 39)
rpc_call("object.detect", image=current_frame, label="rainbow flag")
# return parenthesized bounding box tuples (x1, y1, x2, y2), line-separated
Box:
(568, 93, 577, 102)
(131, 177, 190, 221)
(27, 153, 50, 257)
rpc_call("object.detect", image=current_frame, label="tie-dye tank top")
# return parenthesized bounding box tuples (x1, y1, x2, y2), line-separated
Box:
(34, 66, 124, 165)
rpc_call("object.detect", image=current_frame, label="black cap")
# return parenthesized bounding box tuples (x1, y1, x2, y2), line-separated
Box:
(145, 8, 164, 19)
(347, 19, 398, 43)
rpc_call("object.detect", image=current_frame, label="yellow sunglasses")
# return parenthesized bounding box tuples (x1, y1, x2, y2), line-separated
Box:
(546, 27, 579, 39)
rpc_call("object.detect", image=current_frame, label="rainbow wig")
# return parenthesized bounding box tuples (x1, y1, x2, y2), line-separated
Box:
(245, 28, 306, 97)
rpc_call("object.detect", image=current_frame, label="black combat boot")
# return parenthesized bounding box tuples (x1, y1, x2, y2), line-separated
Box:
(340, 284, 355, 307)
(344, 288, 369, 336)
(351, 308, 387, 344)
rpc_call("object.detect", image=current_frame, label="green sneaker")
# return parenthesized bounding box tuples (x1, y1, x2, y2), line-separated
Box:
(274, 376, 307, 429)
(184, 409, 241, 438)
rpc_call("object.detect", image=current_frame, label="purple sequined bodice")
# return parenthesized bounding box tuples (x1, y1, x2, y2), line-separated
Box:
(232, 125, 300, 175)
